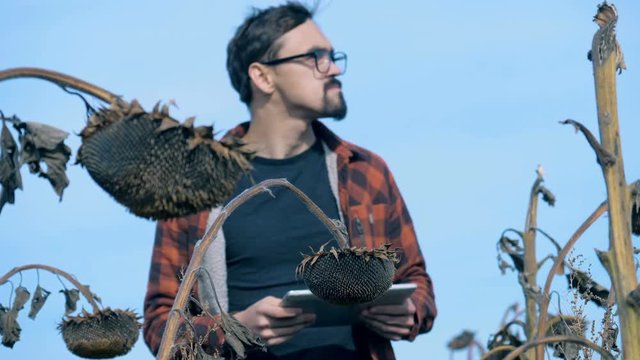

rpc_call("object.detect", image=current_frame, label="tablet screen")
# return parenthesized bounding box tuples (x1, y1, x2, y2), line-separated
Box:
(281, 283, 417, 327)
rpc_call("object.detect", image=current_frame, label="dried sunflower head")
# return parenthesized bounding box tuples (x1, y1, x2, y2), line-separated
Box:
(296, 243, 400, 305)
(76, 99, 253, 220)
(59, 308, 140, 359)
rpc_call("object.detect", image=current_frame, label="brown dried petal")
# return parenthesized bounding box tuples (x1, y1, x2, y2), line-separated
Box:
(28, 285, 51, 320)
(60, 289, 80, 315)
(329, 247, 339, 260)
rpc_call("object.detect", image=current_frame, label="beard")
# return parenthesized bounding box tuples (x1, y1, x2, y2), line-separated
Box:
(321, 79, 347, 120)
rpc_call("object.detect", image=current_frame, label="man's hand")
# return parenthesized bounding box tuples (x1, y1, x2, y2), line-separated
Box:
(359, 298, 416, 341)
(233, 296, 316, 346)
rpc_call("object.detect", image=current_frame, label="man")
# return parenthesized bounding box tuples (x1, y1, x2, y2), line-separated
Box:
(143, 2, 436, 359)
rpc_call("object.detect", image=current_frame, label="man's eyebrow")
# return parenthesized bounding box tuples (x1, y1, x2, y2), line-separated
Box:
(305, 46, 333, 53)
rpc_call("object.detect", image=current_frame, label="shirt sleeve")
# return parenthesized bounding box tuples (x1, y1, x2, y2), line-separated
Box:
(142, 210, 224, 355)
(385, 167, 437, 339)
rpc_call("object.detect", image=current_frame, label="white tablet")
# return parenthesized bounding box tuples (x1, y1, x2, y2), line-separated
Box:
(281, 283, 417, 327)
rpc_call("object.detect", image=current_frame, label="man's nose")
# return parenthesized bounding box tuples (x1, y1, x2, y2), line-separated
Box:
(326, 60, 343, 76)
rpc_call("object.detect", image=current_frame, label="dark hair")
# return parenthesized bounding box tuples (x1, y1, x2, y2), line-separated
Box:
(227, 2, 313, 105)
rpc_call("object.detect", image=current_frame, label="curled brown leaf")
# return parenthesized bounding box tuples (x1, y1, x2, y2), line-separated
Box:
(28, 285, 51, 319)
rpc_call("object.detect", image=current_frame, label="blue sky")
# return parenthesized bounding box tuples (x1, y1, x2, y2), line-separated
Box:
(1, 1, 640, 359)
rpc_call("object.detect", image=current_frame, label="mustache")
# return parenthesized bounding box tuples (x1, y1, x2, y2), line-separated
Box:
(324, 79, 342, 91)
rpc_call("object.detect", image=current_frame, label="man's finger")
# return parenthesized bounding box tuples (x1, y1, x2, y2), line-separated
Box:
(361, 316, 411, 338)
(263, 303, 303, 318)
(361, 312, 414, 327)
(269, 313, 316, 328)
(366, 302, 413, 316)
(261, 321, 313, 341)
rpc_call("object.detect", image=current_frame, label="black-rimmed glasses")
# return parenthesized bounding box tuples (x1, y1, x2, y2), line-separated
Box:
(261, 49, 347, 75)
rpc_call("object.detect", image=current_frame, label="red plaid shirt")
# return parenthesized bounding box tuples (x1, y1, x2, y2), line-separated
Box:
(143, 121, 436, 359)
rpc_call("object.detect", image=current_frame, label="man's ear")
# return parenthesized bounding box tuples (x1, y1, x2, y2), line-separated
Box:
(248, 62, 275, 96)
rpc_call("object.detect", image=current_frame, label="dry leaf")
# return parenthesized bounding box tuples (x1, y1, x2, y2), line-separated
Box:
(11, 286, 30, 312)
(538, 185, 556, 206)
(566, 269, 609, 307)
(0, 121, 22, 212)
(0, 304, 7, 336)
(60, 289, 80, 315)
(487, 323, 523, 350)
(498, 236, 524, 273)
(219, 311, 265, 359)
(546, 315, 585, 360)
(28, 286, 51, 320)
(631, 181, 640, 235)
(1, 309, 21, 348)
(447, 330, 475, 350)
(16, 121, 71, 198)
(628, 285, 640, 309)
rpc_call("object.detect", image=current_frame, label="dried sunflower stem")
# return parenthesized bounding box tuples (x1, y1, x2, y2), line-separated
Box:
(535, 201, 607, 356)
(0, 264, 100, 313)
(156, 178, 349, 360)
(588, 3, 640, 359)
(503, 335, 614, 360)
(522, 175, 542, 359)
(480, 345, 518, 360)
(0, 67, 120, 104)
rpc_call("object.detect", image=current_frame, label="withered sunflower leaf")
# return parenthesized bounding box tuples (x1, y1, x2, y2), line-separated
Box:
(546, 315, 584, 359)
(627, 286, 640, 309)
(1, 309, 21, 348)
(567, 269, 609, 307)
(0, 304, 8, 336)
(220, 311, 264, 359)
(60, 289, 80, 315)
(0, 122, 22, 213)
(508, 253, 525, 273)
(446, 330, 475, 350)
(20, 122, 68, 150)
(18, 122, 71, 199)
(28, 285, 51, 320)
(11, 286, 30, 312)
(538, 186, 556, 206)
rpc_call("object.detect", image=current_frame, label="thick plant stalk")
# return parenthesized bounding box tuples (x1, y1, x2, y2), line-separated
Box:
(534, 201, 608, 359)
(0, 67, 119, 104)
(521, 175, 542, 359)
(480, 345, 517, 360)
(155, 179, 349, 360)
(0, 264, 100, 313)
(589, 4, 640, 358)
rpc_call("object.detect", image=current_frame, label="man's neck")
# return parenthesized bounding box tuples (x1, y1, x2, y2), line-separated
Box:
(243, 107, 317, 160)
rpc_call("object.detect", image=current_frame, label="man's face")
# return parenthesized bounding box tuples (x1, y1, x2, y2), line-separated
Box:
(268, 20, 347, 120)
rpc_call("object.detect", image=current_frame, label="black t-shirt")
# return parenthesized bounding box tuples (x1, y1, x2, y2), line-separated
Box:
(223, 140, 356, 359)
